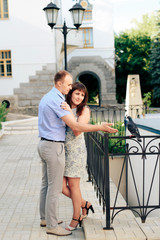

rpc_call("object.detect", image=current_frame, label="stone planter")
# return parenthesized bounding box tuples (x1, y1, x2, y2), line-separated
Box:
(109, 155, 126, 200)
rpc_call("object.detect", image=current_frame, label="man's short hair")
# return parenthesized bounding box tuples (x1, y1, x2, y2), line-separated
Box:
(54, 70, 72, 84)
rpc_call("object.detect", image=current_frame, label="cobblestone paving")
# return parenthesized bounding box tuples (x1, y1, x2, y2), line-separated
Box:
(0, 133, 84, 240)
(1, 118, 160, 240)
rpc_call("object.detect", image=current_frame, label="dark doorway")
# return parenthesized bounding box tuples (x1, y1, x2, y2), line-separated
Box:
(78, 73, 100, 106)
(2, 100, 10, 108)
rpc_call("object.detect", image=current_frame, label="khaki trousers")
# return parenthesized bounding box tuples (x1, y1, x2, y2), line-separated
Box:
(38, 140, 65, 229)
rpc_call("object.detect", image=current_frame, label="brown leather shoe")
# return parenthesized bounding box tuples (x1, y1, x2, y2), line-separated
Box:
(46, 225, 72, 236)
(40, 219, 63, 227)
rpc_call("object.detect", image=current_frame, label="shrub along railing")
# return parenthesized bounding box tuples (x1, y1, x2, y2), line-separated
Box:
(85, 132, 160, 229)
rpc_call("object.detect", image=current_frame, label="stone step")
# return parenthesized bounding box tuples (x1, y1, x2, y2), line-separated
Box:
(29, 75, 39, 81)
(18, 100, 31, 107)
(18, 92, 45, 99)
(19, 81, 53, 88)
(18, 96, 43, 105)
(35, 69, 54, 76)
(4, 125, 38, 135)
(18, 99, 41, 107)
(17, 95, 42, 101)
(17, 94, 47, 101)
(29, 79, 53, 84)
(16, 106, 39, 115)
(12, 64, 57, 115)
(18, 85, 52, 92)
(27, 69, 54, 82)
(2, 117, 38, 135)
(15, 87, 51, 97)
(35, 74, 54, 81)
(14, 88, 22, 94)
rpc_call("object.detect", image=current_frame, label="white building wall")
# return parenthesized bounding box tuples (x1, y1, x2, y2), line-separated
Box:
(60, 0, 115, 68)
(0, 0, 56, 95)
(0, 0, 115, 96)
(61, 0, 114, 48)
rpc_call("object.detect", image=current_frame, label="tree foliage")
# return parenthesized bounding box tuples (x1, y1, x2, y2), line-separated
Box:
(115, 12, 157, 104)
(130, 13, 157, 37)
(150, 11, 160, 106)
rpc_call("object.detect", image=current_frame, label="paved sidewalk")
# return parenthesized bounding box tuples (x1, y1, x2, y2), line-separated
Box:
(1, 117, 160, 240)
(0, 132, 85, 240)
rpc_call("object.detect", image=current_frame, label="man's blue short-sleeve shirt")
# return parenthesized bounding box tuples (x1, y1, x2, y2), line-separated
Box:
(38, 87, 70, 141)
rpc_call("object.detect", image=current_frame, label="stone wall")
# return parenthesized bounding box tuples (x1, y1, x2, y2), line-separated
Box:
(2, 56, 117, 115)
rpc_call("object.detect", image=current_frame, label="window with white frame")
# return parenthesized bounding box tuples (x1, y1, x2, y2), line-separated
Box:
(0, 50, 12, 77)
(0, 0, 9, 19)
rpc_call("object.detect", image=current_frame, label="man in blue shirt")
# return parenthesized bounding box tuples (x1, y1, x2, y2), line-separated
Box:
(38, 70, 118, 236)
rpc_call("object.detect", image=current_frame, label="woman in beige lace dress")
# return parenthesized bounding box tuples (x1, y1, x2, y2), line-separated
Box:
(61, 82, 94, 231)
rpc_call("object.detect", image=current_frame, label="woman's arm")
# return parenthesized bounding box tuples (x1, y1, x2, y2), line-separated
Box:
(61, 102, 91, 136)
(73, 106, 90, 136)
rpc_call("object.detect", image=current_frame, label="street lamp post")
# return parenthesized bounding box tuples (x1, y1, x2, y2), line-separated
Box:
(43, 1, 85, 70)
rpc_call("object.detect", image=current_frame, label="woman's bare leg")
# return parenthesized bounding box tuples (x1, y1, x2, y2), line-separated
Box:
(67, 177, 82, 228)
(62, 176, 71, 198)
(62, 176, 92, 218)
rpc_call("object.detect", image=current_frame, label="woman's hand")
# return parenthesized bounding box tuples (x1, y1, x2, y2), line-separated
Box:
(61, 102, 72, 113)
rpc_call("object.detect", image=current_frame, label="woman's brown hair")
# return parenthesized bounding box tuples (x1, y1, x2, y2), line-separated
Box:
(66, 82, 88, 116)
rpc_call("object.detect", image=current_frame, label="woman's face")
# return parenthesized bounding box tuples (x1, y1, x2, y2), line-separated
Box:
(71, 89, 85, 107)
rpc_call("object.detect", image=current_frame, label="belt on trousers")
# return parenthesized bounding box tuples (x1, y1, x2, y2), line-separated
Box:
(41, 137, 64, 143)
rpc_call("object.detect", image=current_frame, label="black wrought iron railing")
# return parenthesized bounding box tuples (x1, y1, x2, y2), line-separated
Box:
(85, 132, 160, 229)
(85, 131, 111, 229)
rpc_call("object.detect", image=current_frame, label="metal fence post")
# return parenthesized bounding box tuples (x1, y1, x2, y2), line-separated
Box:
(104, 134, 113, 230)
(85, 133, 92, 182)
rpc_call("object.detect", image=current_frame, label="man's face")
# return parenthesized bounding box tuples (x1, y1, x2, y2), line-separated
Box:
(60, 75, 73, 95)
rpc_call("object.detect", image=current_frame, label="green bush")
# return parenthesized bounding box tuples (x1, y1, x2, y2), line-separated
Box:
(0, 102, 9, 129)
(108, 121, 126, 154)
(89, 119, 126, 154)
(143, 92, 152, 108)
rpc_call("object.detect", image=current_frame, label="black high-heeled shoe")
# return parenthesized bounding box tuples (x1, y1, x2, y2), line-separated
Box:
(82, 201, 94, 218)
(66, 216, 82, 231)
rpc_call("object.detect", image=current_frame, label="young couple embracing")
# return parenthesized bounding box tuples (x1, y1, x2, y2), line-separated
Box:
(38, 70, 118, 236)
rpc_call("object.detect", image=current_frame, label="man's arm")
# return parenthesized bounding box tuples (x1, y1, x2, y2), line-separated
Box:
(61, 114, 118, 133)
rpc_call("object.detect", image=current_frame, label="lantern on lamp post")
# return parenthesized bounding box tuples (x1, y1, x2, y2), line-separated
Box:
(43, 1, 85, 70)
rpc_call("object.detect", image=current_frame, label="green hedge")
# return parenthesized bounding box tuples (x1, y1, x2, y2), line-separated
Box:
(0, 103, 9, 129)
(108, 121, 125, 154)
(90, 119, 126, 154)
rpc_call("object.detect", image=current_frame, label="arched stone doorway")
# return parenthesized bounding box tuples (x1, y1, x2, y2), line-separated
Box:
(68, 56, 117, 106)
(77, 72, 100, 106)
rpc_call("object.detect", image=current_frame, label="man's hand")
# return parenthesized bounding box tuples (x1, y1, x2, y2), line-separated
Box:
(101, 122, 118, 133)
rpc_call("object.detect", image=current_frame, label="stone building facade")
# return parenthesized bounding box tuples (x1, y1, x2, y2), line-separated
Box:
(0, 0, 117, 115)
